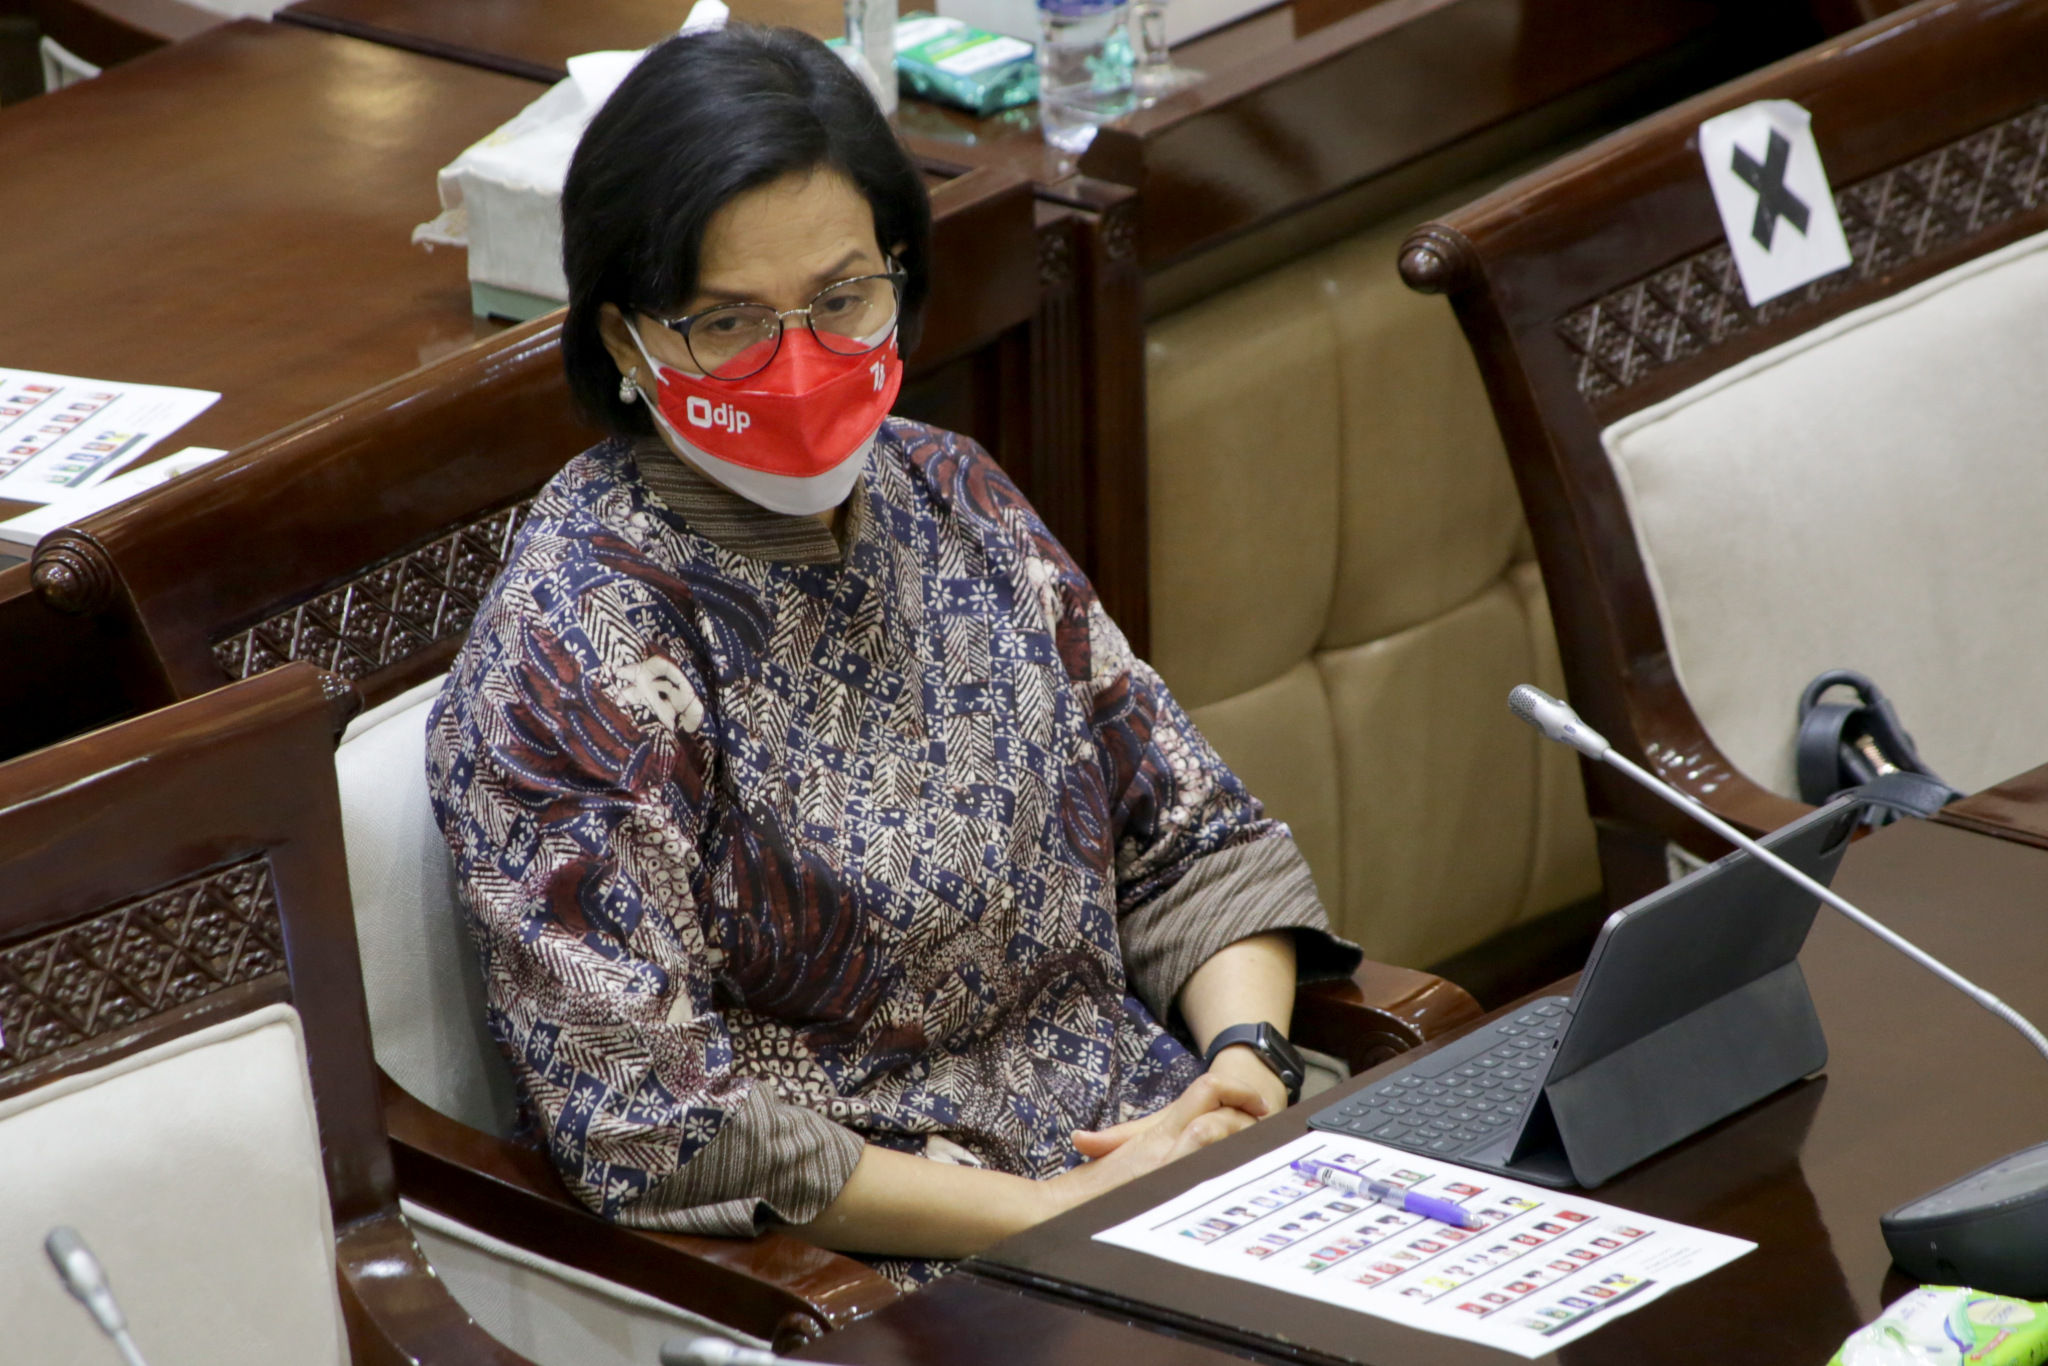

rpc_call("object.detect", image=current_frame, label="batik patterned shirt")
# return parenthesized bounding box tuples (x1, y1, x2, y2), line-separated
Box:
(426, 419, 1358, 1285)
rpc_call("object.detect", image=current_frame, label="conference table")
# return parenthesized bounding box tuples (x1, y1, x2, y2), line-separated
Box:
(799, 813, 2048, 1365)
(0, 16, 1035, 518)
(0, 19, 537, 529)
(273, 0, 1820, 271)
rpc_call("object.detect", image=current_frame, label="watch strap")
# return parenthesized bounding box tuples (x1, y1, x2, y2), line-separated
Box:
(1203, 1022, 1305, 1103)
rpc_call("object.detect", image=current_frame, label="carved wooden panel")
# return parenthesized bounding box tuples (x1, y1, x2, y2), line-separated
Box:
(0, 855, 284, 1080)
(212, 499, 532, 682)
(1560, 101, 2048, 401)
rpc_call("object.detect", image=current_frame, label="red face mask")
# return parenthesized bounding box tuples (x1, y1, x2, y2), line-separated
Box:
(629, 320, 902, 516)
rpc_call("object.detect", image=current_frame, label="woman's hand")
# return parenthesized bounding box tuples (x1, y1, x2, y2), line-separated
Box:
(1202, 1041, 1293, 1118)
(1049, 1073, 1268, 1217)
(789, 1074, 1271, 1258)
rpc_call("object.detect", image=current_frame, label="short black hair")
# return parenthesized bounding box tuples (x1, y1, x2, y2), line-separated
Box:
(561, 24, 932, 435)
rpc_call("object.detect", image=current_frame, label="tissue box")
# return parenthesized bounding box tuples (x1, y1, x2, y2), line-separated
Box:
(413, 50, 645, 321)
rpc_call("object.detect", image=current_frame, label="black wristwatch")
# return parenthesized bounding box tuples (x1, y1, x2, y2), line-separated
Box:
(1203, 1022, 1306, 1105)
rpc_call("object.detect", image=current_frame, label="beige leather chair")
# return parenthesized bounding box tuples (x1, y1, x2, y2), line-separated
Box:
(1145, 179, 1602, 970)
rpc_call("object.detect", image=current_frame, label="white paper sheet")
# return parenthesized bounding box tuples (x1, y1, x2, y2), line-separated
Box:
(1092, 1133, 1753, 1358)
(0, 446, 228, 548)
(1698, 100, 1854, 307)
(0, 368, 218, 505)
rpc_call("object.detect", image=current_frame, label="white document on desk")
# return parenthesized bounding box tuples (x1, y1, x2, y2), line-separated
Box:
(0, 368, 219, 505)
(1093, 1132, 1752, 1358)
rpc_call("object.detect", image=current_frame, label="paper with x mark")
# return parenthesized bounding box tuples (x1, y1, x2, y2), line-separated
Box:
(1698, 100, 1852, 307)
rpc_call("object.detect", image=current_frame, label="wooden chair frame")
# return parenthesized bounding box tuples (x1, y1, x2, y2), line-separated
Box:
(1396, 0, 2048, 903)
(0, 665, 532, 1366)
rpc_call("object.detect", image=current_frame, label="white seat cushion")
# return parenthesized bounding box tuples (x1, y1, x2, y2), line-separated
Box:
(1602, 227, 2048, 799)
(338, 675, 520, 1137)
(0, 1004, 347, 1366)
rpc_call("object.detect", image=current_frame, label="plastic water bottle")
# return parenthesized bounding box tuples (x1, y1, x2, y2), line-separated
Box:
(1036, 0, 1134, 155)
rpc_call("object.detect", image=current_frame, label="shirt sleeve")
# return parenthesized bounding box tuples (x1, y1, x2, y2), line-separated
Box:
(428, 592, 863, 1237)
(1082, 605, 1364, 1023)
(971, 437, 1363, 1025)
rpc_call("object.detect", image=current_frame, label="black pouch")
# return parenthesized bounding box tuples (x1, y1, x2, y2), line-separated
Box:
(1796, 669, 1962, 825)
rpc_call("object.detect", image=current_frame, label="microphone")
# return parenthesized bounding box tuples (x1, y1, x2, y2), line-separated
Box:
(45, 1227, 151, 1366)
(660, 1336, 853, 1366)
(1509, 684, 2048, 1297)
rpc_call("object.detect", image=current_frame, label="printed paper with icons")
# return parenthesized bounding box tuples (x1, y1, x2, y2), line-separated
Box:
(0, 368, 218, 505)
(1092, 1132, 1752, 1357)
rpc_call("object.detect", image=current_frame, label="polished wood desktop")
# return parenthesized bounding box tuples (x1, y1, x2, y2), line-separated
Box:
(0, 20, 540, 523)
(792, 1274, 1265, 1366)
(805, 817, 2048, 1366)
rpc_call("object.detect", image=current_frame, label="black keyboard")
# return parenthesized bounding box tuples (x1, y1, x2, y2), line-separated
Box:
(1309, 996, 1572, 1158)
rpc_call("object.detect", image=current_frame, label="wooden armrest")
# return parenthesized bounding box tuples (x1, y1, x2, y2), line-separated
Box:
(380, 1074, 899, 1352)
(1290, 961, 1484, 1075)
(338, 1211, 536, 1366)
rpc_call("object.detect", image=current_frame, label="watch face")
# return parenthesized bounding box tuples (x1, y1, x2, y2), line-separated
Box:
(1259, 1023, 1307, 1084)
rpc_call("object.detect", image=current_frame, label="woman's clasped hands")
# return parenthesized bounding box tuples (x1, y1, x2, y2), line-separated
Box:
(1050, 1071, 1272, 1213)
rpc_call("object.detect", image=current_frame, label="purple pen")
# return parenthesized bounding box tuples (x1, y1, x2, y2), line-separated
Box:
(1291, 1157, 1483, 1230)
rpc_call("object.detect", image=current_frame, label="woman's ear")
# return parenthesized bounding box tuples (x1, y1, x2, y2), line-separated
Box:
(598, 303, 641, 381)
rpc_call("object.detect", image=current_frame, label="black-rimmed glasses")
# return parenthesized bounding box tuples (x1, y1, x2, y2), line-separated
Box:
(644, 269, 906, 381)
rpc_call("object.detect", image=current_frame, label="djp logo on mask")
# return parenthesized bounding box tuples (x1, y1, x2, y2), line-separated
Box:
(685, 396, 752, 435)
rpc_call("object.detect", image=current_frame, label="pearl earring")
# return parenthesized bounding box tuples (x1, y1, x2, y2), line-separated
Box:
(618, 368, 639, 404)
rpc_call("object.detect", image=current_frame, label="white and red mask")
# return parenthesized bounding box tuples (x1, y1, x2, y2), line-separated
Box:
(627, 317, 902, 517)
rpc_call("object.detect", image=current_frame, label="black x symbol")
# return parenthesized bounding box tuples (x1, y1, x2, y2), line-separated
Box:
(1730, 130, 1811, 251)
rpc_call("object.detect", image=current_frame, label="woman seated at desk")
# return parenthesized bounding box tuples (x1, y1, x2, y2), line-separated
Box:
(427, 23, 1359, 1285)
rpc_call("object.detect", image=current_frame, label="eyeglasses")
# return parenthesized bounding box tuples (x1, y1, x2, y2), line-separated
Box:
(643, 269, 906, 381)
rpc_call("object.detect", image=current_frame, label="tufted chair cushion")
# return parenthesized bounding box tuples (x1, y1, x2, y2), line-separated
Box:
(1, 1005, 349, 1366)
(1147, 189, 1600, 967)
(1601, 228, 2048, 801)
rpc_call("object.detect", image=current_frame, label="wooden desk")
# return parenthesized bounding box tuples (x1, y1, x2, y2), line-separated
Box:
(792, 1274, 1264, 1366)
(276, 0, 1830, 265)
(924, 819, 2048, 1366)
(0, 21, 542, 523)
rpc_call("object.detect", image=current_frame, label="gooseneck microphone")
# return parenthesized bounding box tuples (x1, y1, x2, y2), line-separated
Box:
(1506, 684, 2048, 1067)
(45, 1227, 151, 1366)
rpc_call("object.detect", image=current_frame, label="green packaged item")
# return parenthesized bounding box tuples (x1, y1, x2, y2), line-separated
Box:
(1829, 1287, 2048, 1366)
(893, 13, 1037, 115)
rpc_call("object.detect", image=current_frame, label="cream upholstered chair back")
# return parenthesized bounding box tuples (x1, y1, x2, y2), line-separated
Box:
(1393, 0, 2048, 901)
(1599, 230, 2048, 801)
(1145, 181, 1601, 969)
(336, 674, 521, 1139)
(3, 1005, 350, 1366)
